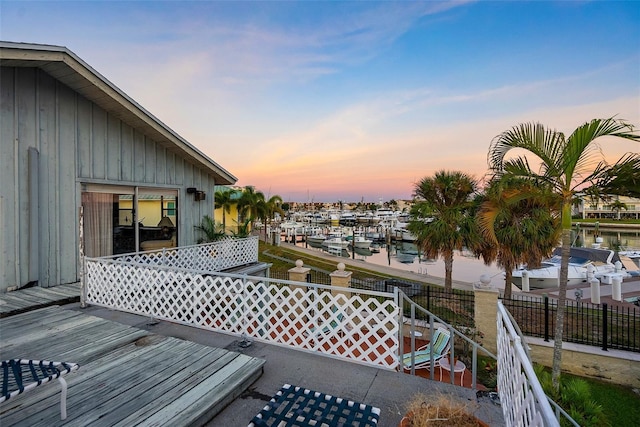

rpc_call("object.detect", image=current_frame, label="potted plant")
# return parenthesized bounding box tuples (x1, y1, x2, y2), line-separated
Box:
(399, 394, 489, 427)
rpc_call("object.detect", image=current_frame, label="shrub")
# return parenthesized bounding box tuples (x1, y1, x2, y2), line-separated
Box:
(534, 365, 609, 427)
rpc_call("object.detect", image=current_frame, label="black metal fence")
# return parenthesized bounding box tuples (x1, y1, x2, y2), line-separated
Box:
(502, 294, 640, 353)
(268, 269, 332, 285)
(268, 269, 475, 328)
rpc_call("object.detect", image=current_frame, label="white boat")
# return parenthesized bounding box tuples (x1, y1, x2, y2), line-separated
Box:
(350, 236, 372, 249)
(357, 212, 374, 224)
(511, 247, 629, 290)
(365, 231, 382, 241)
(279, 221, 305, 235)
(339, 210, 357, 225)
(619, 249, 640, 260)
(322, 237, 350, 249)
(327, 227, 346, 238)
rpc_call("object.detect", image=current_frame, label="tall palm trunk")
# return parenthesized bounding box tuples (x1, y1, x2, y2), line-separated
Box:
(444, 249, 454, 294)
(503, 263, 514, 300)
(552, 220, 572, 390)
(222, 211, 226, 233)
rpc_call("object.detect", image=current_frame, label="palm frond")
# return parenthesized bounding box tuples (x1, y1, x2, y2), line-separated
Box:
(488, 122, 565, 175)
(564, 117, 639, 181)
(585, 152, 640, 198)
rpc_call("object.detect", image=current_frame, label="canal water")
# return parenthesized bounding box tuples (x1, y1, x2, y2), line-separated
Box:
(574, 226, 640, 251)
(285, 227, 640, 289)
(288, 239, 506, 288)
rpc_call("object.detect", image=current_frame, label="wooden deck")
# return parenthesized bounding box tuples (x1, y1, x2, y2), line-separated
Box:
(0, 306, 265, 426)
(0, 283, 81, 318)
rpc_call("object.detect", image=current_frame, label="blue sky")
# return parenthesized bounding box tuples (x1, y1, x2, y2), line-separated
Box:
(2, 1, 638, 202)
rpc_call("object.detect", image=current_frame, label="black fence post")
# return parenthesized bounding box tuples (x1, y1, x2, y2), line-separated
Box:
(426, 286, 431, 311)
(544, 295, 549, 342)
(602, 303, 608, 351)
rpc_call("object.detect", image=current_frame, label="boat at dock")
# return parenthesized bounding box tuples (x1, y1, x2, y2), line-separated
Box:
(350, 236, 373, 249)
(620, 249, 640, 260)
(511, 247, 630, 290)
(322, 237, 350, 250)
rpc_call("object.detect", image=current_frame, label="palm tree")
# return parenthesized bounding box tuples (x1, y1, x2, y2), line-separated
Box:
(237, 186, 266, 228)
(477, 176, 562, 299)
(608, 199, 628, 220)
(214, 188, 234, 232)
(488, 117, 639, 390)
(264, 195, 284, 235)
(250, 194, 283, 241)
(407, 170, 479, 294)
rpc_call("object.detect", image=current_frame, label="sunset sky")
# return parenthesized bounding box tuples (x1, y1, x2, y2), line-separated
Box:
(2, 1, 638, 203)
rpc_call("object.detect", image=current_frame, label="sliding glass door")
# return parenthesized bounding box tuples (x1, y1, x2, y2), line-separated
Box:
(82, 185, 178, 256)
(137, 190, 178, 252)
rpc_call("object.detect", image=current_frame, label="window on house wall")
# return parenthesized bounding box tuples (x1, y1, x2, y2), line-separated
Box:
(82, 185, 178, 256)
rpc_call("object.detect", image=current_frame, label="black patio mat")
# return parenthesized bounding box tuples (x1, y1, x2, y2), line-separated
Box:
(248, 383, 380, 427)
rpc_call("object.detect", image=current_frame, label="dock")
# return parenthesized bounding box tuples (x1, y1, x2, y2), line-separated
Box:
(0, 306, 265, 426)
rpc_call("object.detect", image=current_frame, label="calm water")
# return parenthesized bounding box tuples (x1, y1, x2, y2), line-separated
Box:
(288, 239, 506, 288)
(575, 227, 640, 250)
(285, 228, 640, 289)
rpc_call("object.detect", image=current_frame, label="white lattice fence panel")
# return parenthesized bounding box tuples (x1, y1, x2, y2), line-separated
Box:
(190, 275, 400, 369)
(497, 303, 559, 427)
(209, 237, 260, 270)
(86, 261, 156, 316)
(113, 236, 259, 272)
(85, 258, 400, 370)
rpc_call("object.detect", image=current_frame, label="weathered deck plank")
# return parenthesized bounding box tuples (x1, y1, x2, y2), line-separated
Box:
(0, 306, 265, 426)
(83, 347, 237, 426)
(2, 312, 99, 348)
(18, 341, 216, 427)
(156, 356, 267, 427)
(0, 283, 80, 317)
(0, 305, 78, 329)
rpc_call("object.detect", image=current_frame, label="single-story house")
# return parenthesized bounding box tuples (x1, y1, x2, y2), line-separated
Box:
(0, 41, 237, 293)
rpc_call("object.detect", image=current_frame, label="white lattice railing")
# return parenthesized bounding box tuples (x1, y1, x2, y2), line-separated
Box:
(497, 302, 559, 427)
(107, 236, 259, 272)
(83, 257, 400, 370)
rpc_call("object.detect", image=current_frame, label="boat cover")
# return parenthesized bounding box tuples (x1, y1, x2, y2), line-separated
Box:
(551, 247, 620, 265)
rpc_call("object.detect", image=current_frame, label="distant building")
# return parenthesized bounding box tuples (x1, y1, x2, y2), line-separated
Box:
(1, 42, 236, 292)
(575, 194, 639, 220)
(213, 185, 244, 233)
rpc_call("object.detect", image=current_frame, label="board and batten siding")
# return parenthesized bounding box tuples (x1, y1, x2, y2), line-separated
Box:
(1, 66, 217, 292)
